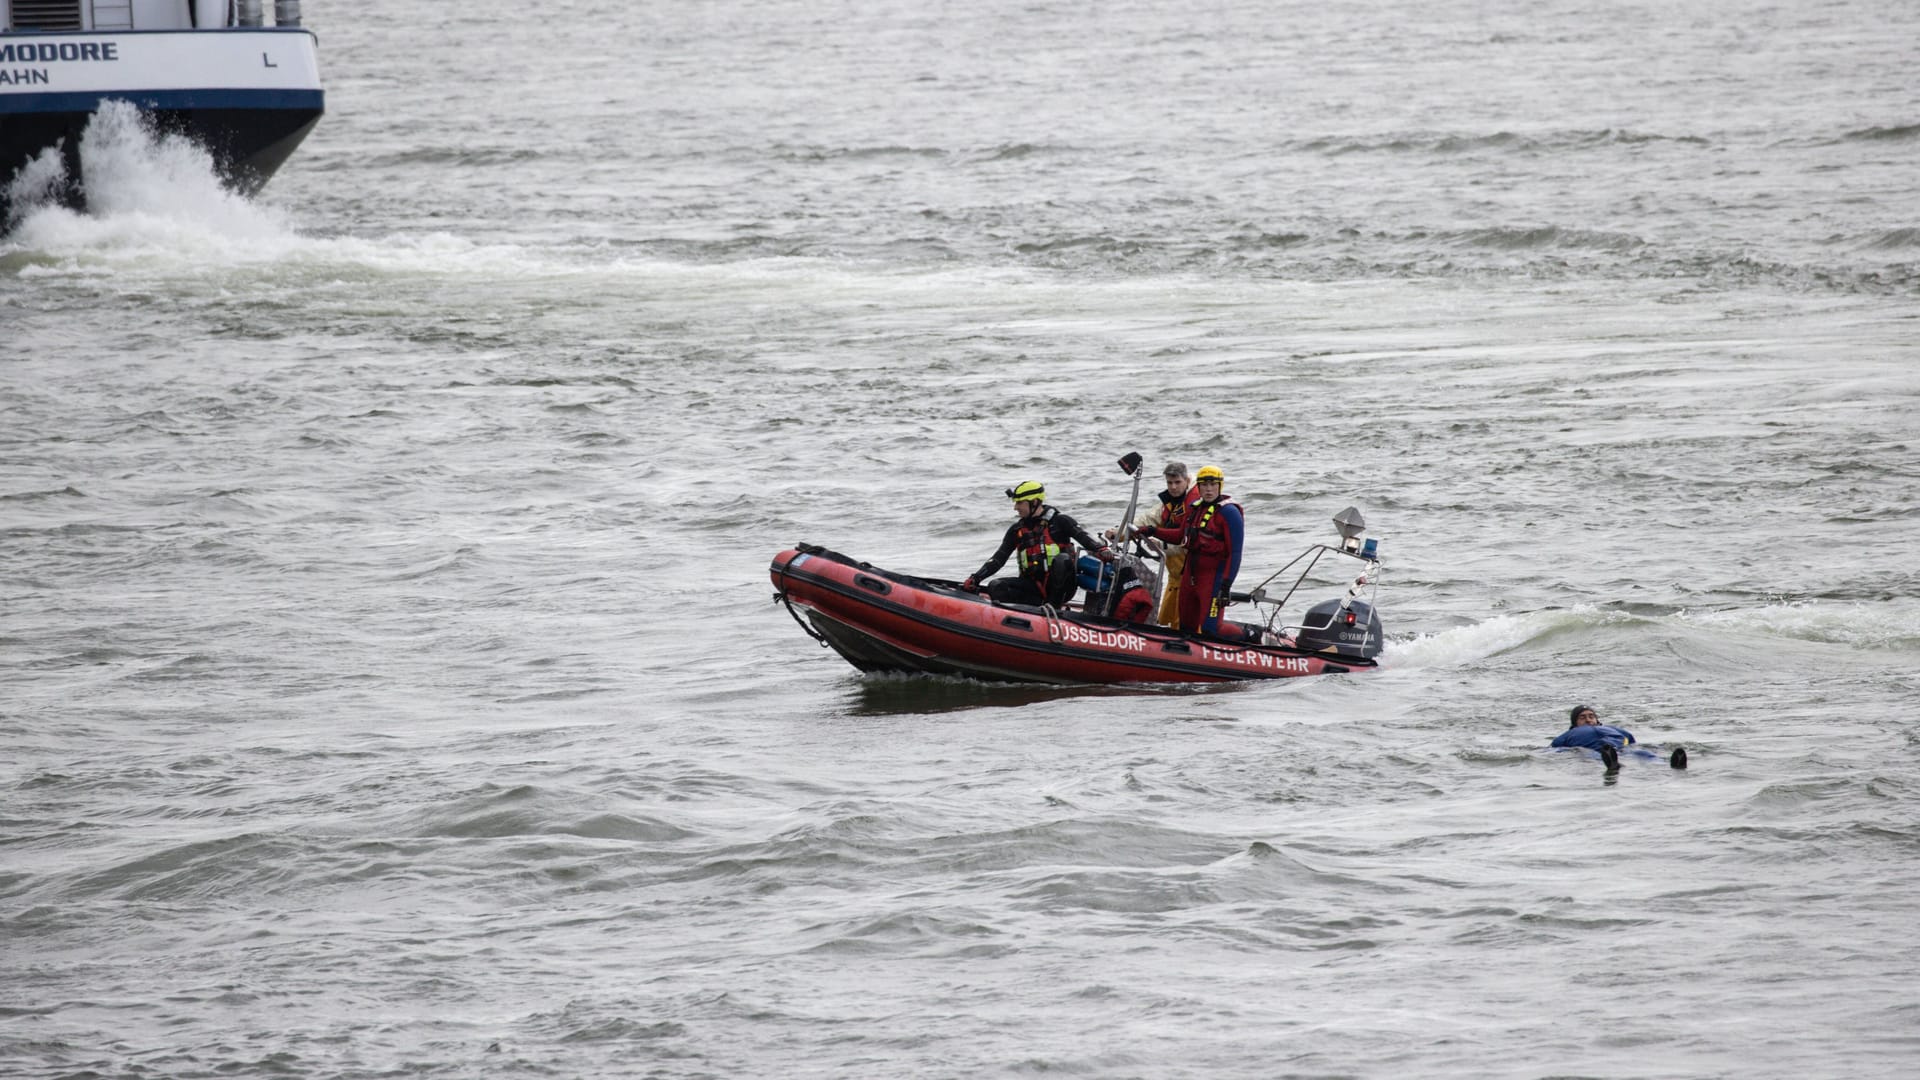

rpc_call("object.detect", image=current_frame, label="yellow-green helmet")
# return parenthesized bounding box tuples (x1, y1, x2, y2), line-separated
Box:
(1195, 465, 1224, 484)
(1006, 480, 1046, 503)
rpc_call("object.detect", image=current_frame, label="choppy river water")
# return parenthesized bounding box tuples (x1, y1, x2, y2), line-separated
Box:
(5, 1, 1919, 1077)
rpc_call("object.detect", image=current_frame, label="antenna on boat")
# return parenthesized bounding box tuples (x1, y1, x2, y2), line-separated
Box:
(1101, 451, 1146, 616)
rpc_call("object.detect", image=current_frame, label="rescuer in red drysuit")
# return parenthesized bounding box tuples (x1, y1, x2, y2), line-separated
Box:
(1133, 465, 1243, 635)
(1110, 580, 1156, 623)
(1108, 461, 1200, 627)
(1083, 551, 1157, 623)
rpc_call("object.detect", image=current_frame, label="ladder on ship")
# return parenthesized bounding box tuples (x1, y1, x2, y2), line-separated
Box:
(89, 0, 134, 30)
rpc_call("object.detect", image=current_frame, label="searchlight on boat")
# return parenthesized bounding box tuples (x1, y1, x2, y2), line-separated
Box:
(1333, 506, 1367, 553)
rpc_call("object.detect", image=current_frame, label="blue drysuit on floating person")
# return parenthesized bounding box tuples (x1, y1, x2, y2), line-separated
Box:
(1550, 704, 1687, 770)
(1551, 723, 1637, 752)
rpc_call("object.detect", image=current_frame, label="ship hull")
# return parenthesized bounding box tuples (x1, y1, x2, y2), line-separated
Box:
(1, 29, 323, 214)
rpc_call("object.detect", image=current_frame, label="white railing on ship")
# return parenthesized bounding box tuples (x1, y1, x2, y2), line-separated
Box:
(236, 0, 302, 27)
(1, 0, 307, 30)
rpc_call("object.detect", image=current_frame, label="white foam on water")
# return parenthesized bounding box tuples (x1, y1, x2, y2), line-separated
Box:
(1380, 598, 1920, 674)
(5, 142, 69, 210)
(1678, 598, 1920, 652)
(80, 101, 276, 224)
(0, 108, 1390, 311)
(2, 100, 558, 280)
(4, 100, 291, 259)
(0, 106, 1449, 328)
(1378, 609, 1575, 669)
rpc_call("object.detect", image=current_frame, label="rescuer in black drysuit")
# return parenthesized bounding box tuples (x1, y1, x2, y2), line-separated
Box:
(963, 480, 1111, 607)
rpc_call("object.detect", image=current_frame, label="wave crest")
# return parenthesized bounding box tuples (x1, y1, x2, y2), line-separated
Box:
(1840, 122, 1920, 143)
(1679, 600, 1920, 652)
(2, 99, 291, 257)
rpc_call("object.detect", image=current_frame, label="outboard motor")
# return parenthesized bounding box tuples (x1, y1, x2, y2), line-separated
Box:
(1294, 598, 1384, 659)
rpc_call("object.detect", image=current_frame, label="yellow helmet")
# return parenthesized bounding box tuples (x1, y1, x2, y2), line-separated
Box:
(1195, 465, 1224, 484)
(1006, 480, 1045, 503)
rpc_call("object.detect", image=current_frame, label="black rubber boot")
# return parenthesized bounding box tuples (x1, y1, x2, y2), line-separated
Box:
(1600, 744, 1621, 773)
(1670, 747, 1688, 770)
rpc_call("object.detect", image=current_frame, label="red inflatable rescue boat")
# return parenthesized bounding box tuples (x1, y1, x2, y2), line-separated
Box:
(770, 523, 1387, 685)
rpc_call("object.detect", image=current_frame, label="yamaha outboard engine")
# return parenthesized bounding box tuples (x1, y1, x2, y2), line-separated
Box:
(1295, 598, 1384, 659)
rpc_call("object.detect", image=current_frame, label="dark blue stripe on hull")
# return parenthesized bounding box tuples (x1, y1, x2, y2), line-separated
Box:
(1, 88, 325, 115)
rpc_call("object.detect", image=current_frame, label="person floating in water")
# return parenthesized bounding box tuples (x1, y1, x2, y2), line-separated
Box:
(1552, 705, 1688, 773)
